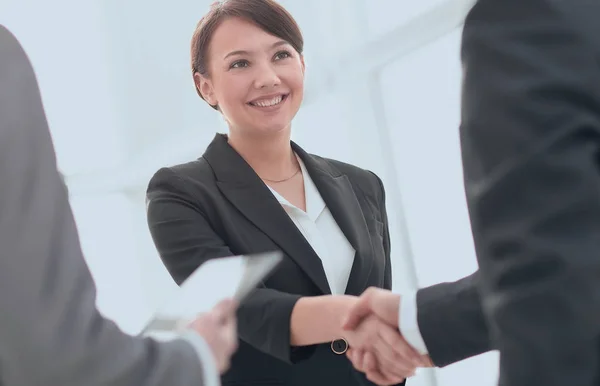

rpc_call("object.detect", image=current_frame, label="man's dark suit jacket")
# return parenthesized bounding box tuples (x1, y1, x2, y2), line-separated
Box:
(418, 0, 600, 385)
(146, 133, 400, 386)
(417, 273, 489, 367)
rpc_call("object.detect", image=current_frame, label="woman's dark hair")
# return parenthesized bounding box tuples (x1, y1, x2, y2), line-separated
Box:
(190, 0, 304, 109)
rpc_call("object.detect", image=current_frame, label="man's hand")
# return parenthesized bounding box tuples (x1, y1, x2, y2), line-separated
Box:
(189, 299, 239, 374)
(343, 287, 401, 329)
(347, 348, 434, 385)
(344, 314, 422, 384)
(342, 288, 433, 385)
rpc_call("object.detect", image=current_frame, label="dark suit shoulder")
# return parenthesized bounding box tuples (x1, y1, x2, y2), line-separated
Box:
(147, 157, 215, 193)
(145, 157, 220, 214)
(314, 155, 384, 201)
(312, 155, 382, 197)
(151, 157, 215, 185)
(306, 155, 386, 225)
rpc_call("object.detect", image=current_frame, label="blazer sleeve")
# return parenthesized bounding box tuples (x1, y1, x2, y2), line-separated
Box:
(372, 173, 393, 291)
(146, 168, 310, 365)
(0, 27, 210, 385)
(416, 272, 491, 367)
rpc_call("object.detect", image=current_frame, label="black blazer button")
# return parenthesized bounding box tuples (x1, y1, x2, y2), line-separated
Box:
(331, 338, 348, 355)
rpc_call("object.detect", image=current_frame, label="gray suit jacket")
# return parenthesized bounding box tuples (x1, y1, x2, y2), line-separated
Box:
(418, 1, 600, 385)
(0, 25, 213, 386)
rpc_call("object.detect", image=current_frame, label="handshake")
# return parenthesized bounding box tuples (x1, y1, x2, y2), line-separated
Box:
(187, 288, 434, 384)
(341, 288, 433, 385)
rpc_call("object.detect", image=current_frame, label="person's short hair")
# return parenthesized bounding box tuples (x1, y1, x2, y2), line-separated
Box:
(190, 0, 304, 110)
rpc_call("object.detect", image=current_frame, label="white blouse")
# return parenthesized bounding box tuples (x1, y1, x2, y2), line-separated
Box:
(266, 157, 355, 295)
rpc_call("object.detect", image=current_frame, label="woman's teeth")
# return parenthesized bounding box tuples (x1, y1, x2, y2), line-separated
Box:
(250, 95, 283, 107)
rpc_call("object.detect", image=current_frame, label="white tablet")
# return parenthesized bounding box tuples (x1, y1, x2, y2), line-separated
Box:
(142, 251, 283, 335)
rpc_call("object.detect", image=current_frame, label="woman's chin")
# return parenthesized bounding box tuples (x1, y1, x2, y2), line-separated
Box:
(249, 120, 292, 136)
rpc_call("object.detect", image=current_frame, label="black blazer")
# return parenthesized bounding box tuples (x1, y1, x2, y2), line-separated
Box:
(146, 133, 398, 386)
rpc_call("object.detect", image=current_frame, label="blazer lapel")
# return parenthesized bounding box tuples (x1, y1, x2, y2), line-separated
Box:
(293, 143, 375, 296)
(203, 134, 331, 294)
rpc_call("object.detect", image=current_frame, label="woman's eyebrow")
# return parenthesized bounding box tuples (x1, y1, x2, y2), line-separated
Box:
(223, 40, 288, 60)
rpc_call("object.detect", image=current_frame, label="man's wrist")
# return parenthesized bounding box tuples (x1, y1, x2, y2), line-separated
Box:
(180, 330, 220, 386)
(399, 291, 429, 355)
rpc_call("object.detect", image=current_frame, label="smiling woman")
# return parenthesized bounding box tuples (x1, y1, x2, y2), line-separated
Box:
(191, 2, 305, 141)
(144, 1, 421, 385)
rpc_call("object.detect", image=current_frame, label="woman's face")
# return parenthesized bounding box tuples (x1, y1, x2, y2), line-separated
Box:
(196, 17, 305, 137)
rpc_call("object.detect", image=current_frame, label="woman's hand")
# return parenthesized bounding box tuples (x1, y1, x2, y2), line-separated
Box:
(343, 315, 423, 384)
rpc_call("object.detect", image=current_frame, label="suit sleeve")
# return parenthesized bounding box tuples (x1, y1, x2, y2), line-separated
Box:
(146, 168, 310, 365)
(460, 1, 600, 385)
(416, 272, 491, 367)
(372, 173, 393, 291)
(367, 173, 402, 386)
(0, 26, 209, 386)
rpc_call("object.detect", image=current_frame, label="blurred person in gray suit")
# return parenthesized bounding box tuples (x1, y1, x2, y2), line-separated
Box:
(0, 24, 237, 386)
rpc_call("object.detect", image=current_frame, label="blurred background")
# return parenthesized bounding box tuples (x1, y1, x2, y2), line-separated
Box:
(0, 0, 496, 384)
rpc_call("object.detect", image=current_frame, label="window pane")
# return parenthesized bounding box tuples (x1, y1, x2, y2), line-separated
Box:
(69, 193, 149, 334)
(366, 0, 454, 39)
(379, 28, 499, 386)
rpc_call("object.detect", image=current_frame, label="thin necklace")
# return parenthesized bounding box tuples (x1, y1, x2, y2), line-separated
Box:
(260, 168, 301, 183)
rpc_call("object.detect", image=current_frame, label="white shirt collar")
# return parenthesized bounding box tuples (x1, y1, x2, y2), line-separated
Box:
(267, 155, 326, 221)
